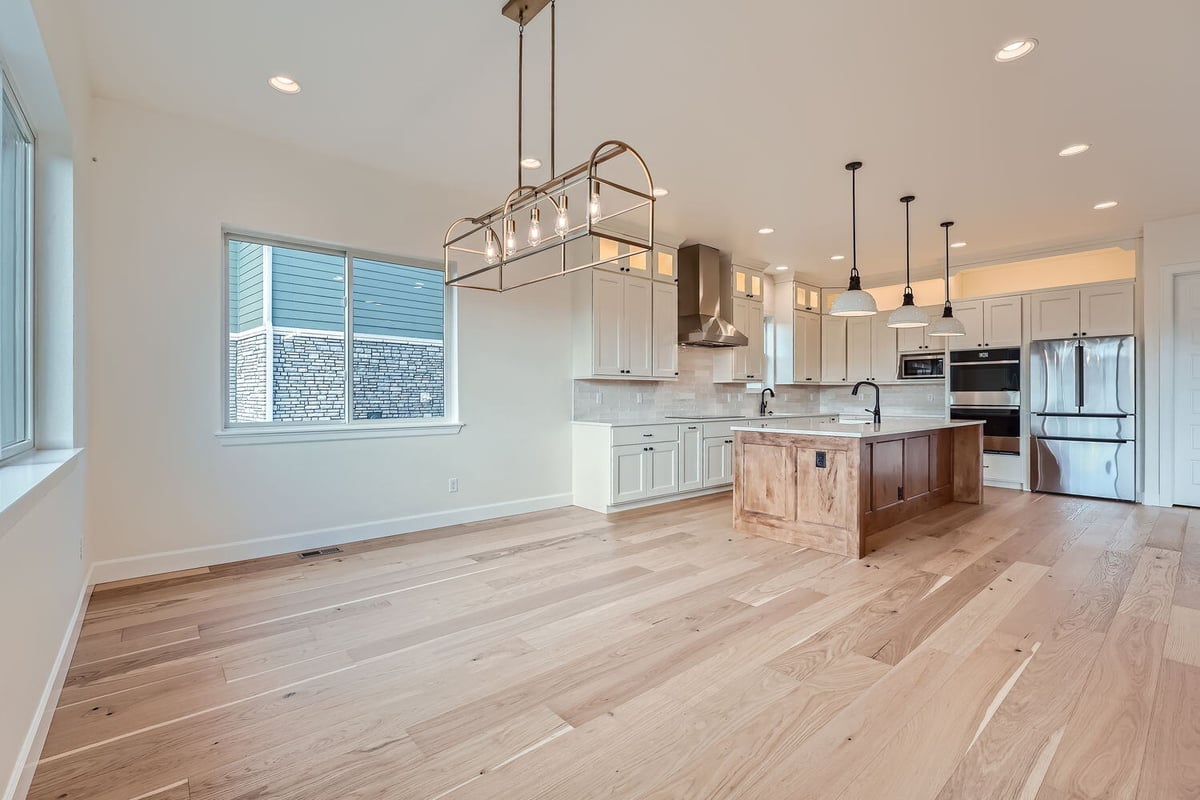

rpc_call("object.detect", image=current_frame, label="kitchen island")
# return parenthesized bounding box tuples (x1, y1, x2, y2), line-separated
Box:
(731, 418, 985, 558)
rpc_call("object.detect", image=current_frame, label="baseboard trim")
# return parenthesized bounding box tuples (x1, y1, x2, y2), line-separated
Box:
(88, 493, 573, 585)
(5, 580, 91, 800)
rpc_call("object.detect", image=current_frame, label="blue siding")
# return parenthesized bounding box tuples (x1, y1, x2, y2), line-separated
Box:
(352, 258, 444, 340)
(229, 240, 442, 340)
(228, 240, 264, 332)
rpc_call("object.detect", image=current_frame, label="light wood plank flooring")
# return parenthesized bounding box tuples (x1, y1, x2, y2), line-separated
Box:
(27, 489, 1200, 799)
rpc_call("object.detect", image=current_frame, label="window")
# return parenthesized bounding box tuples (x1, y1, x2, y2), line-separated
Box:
(0, 73, 33, 460)
(224, 234, 449, 430)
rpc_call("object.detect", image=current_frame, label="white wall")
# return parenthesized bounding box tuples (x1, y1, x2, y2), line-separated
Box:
(1142, 212, 1200, 506)
(85, 97, 574, 573)
(0, 0, 90, 796)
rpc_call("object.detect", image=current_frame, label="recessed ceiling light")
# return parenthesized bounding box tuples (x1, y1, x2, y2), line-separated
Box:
(268, 75, 301, 94)
(519, 157, 542, 169)
(652, 187, 669, 197)
(774, 265, 789, 271)
(758, 227, 775, 235)
(994, 38, 1037, 62)
(830, 255, 845, 261)
(1093, 200, 1119, 210)
(950, 241, 967, 248)
(1058, 143, 1091, 157)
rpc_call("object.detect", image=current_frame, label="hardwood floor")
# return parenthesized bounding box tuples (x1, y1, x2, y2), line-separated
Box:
(26, 489, 1200, 799)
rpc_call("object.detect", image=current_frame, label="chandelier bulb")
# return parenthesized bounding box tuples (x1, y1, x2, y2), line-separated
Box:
(589, 181, 601, 223)
(528, 207, 542, 247)
(554, 194, 570, 236)
(484, 229, 500, 265)
(505, 218, 517, 256)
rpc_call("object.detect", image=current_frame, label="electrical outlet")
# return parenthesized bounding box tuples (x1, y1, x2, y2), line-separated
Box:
(594, 392, 603, 404)
(927, 393, 935, 402)
(635, 392, 644, 404)
(448, 477, 459, 493)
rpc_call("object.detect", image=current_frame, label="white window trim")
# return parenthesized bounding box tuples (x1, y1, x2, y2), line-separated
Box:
(220, 230, 460, 442)
(0, 68, 35, 464)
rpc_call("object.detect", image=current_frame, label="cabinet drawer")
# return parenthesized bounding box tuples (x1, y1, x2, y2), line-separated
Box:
(703, 421, 742, 439)
(612, 424, 679, 446)
(983, 452, 1024, 485)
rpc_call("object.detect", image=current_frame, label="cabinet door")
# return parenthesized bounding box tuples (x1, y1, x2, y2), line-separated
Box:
(703, 438, 734, 487)
(983, 297, 1022, 347)
(611, 444, 649, 504)
(592, 270, 624, 375)
(679, 425, 704, 491)
(794, 283, 820, 312)
(653, 244, 677, 283)
(626, 246, 652, 278)
(1031, 289, 1081, 340)
(872, 314, 898, 381)
(1080, 283, 1134, 337)
(846, 317, 873, 382)
(646, 443, 680, 497)
(651, 282, 679, 378)
(745, 301, 765, 380)
(897, 323, 926, 354)
(822, 315, 848, 382)
(953, 300, 986, 349)
(733, 266, 764, 300)
(623, 277, 653, 376)
(593, 237, 624, 274)
(904, 435, 931, 499)
(870, 439, 905, 511)
(797, 311, 821, 382)
(728, 297, 750, 379)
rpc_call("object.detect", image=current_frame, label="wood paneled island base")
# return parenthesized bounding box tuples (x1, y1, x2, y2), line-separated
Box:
(732, 419, 985, 558)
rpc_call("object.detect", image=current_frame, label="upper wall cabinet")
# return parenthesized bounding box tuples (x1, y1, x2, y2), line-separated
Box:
(732, 265, 765, 301)
(572, 269, 674, 380)
(651, 282, 679, 378)
(821, 315, 848, 383)
(1030, 282, 1133, 340)
(713, 296, 765, 382)
(793, 282, 821, 312)
(897, 306, 946, 353)
(594, 237, 652, 278)
(775, 309, 821, 384)
(951, 297, 1022, 350)
(652, 243, 678, 284)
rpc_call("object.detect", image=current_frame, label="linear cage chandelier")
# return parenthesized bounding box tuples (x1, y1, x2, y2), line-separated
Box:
(443, 0, 655, 293)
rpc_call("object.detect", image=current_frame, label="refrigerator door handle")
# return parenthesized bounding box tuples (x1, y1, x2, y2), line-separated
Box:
(1075, 344, 1084, 409)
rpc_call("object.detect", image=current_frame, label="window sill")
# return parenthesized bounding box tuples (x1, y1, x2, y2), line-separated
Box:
(0, 448, 84, 540)
(215, 421, 465, 446)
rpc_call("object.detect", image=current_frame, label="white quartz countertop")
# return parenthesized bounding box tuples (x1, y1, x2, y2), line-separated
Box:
(572, 414, 813, 428)
(731, 418, 983, 439)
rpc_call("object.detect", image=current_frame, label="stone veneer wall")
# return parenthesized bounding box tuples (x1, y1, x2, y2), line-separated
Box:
(228, 328, 444, 422)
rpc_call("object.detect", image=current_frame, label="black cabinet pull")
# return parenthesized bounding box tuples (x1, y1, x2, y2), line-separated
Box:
(642, 433, 653, 437)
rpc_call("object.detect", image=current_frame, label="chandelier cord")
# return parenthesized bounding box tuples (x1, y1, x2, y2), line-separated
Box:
(550, 0, 556, 178)
(905, 198, 912, 293)
(517, 12, 524, 189)
(851, 165, 858, 278)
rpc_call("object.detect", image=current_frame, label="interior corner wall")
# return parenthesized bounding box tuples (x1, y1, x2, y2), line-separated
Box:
(1141, 211, 1200, 507)
(85, 97, 574, 574)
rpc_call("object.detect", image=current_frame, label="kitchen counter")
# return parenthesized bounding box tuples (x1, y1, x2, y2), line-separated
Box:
(573, 413, 810, 428)
(731, 418, 981, 440)
(733, 419, 983, 558)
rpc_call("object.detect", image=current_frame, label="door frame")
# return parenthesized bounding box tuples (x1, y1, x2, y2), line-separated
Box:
(1162, 265, 1200, 506)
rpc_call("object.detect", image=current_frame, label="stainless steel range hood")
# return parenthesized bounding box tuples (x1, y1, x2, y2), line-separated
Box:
(677, 244, 749, 347)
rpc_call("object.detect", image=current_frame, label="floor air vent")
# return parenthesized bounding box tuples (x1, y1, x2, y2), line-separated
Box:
(298, 547, 343, 559)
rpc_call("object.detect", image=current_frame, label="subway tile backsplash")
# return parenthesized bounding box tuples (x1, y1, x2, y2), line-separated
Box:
(572, 347, 946, 421)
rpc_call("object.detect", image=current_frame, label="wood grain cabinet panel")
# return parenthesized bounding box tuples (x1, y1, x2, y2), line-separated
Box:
(904, 435, 931, 499)
(930, 429, 953, 490)
(797, 447, 853, 529)
(871, 440, 905, 512)
(740, 443, 795, 520)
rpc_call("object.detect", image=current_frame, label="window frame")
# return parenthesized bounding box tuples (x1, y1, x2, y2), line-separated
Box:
(0, 68, 35, 463)
(219, 230, 460, 443)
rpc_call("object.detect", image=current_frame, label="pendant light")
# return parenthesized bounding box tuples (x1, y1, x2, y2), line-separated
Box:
(927, 220, 967, 337)
(888, 195, 929, 328)
(830, 161, 878, 317)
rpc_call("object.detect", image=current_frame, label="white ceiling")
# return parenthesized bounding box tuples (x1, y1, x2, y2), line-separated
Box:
(74, 0, 1200, 285)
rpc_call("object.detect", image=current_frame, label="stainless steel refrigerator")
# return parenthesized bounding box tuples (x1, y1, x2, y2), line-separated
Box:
(1030, 335, 1136, 501)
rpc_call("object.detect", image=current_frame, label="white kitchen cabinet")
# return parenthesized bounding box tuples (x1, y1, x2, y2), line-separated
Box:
(845, 317, 873, 383)
(713, 296, 765, 382)
(1080, 283, 1135, 337)
(652, 243, 678, 283)
(651, 282, 679, 378)
(679, 424, 705, 492)
(703, 436, 734, 487)
(1031, 283, 1133, 340)
(573, 269, 667, 380)
(953, 297, 1022, 349)
(872, 314, 898, 381)
(793, 282, 821, 312)
(896, 306, 944, 352)
(593, 237, 652, 278)
(646, 442, 680, 497)
(795, 311, 821, 383)
(732, 265, 765, 300)
(773, 282, 821, 385)
(822, 315, 848, 382)
(611, 444, 649, 504)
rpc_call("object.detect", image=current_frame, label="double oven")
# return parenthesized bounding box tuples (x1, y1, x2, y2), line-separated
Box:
(949, 347, 1021, 455)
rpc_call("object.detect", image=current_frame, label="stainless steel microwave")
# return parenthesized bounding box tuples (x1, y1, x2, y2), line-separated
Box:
(899, 353, 945, 380)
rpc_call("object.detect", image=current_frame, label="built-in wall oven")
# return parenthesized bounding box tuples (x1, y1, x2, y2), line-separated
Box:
(949, 347, 1022, 455)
